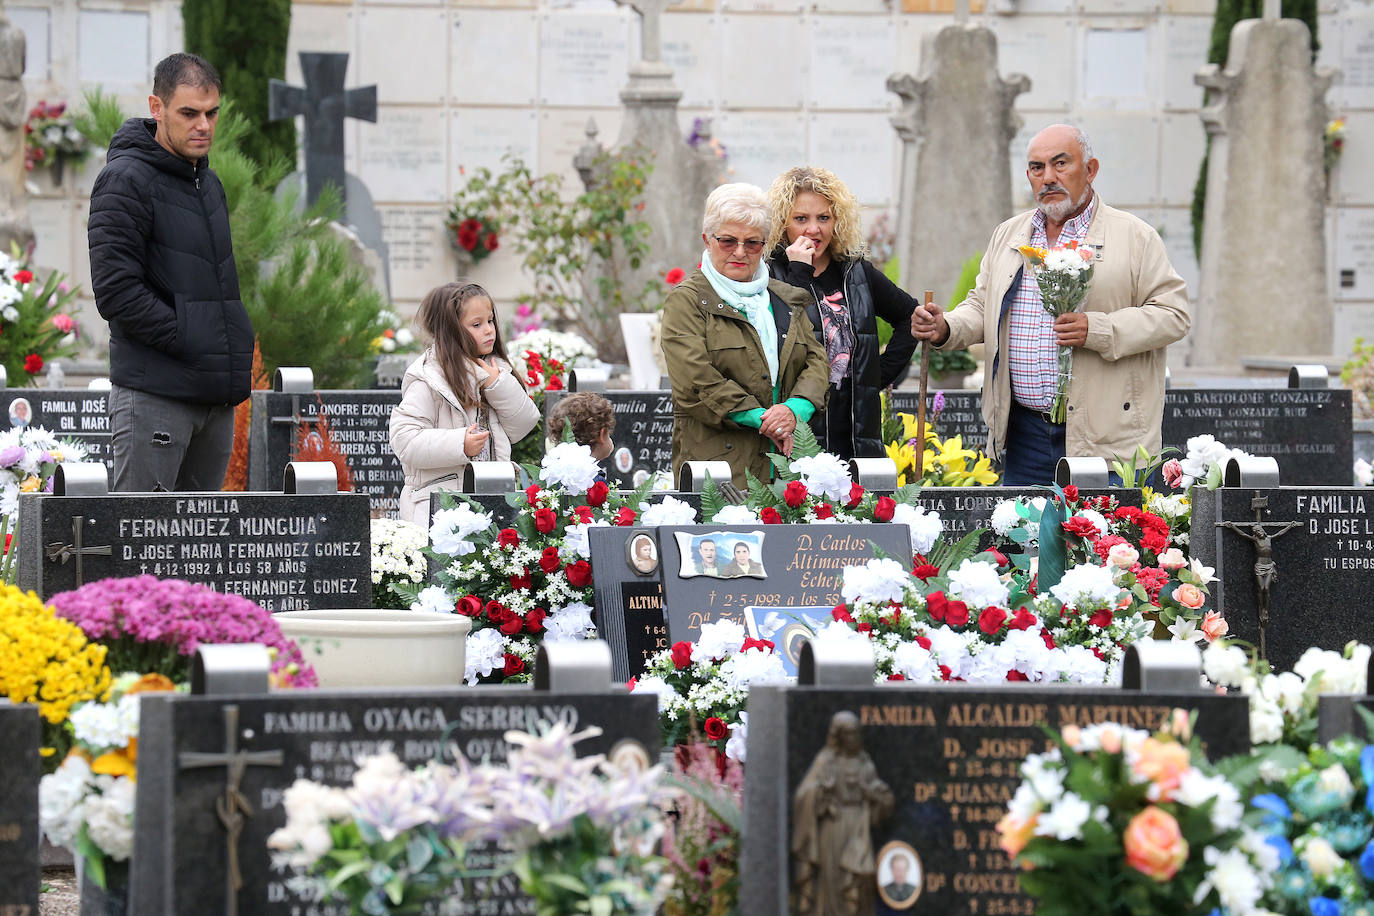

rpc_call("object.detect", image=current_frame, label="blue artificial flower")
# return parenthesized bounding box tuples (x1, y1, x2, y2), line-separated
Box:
(1279, 868, 1315, 901)
(1362, 746, 1374, 814)
(1310, 897, 1341, 916)
(1292, 772, 1354, 820)
(1254, 793, 1294, 823)
(1268, 835, 1296, 866)
(1361, 840, 1374, 881)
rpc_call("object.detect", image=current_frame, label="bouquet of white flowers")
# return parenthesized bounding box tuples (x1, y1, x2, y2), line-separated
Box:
(1018, 242, 1096, 423)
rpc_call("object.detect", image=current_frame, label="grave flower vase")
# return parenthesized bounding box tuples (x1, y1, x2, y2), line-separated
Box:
(273, 608, 471, 688)
(79, 859, 129, 916)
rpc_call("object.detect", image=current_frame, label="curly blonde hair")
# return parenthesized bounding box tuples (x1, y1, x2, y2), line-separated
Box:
(765, 166, 866, 263)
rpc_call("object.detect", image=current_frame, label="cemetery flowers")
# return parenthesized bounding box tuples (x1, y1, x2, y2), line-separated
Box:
(370, 518, 428, 609)
(0, 424, 88, 538)
(24, 99, 91, 174)
(0, 246, 82, 385)
(444, 209, 500, 263)
(885, 410, 999, 487)
(999, 718, 1276, 916)
(1018, 242, 1096, 423)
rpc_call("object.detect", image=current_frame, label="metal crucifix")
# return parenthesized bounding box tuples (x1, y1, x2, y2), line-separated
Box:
(1216, 493, 1300, 661)
(178, 704, 284, 916)
(44, 515, 111, 586)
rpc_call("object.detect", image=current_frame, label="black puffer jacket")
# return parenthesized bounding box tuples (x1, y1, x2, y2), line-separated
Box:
(88, 118, 253, 406)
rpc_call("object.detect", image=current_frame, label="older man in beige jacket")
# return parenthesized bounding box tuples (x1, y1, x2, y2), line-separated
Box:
(912, 124, 1189, 484)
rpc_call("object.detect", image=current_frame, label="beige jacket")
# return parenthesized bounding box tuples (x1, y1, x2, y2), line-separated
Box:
(941, 195, 1189, 462)
(389, 348, 540, 523)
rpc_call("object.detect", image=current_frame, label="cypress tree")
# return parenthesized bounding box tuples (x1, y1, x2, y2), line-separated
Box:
(182, 0, 295, 175)
(1191, 0, 1319, 259)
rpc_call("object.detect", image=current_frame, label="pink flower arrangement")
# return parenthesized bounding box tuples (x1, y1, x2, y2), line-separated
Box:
(50, 575, 317, 688)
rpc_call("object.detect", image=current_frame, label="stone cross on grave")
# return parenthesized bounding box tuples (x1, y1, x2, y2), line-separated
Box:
(954, 0, 970, 24)
(1263, 0, 1281, 18)
(1216, 493, 1300, 661)
(43, 516, 110, 587)
(619, 0, 670, 64)
(268, 53, 377, 208)
(178, 705, 284, 916)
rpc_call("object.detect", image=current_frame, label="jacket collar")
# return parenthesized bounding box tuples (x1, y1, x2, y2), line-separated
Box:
(107, 117, 207, 182)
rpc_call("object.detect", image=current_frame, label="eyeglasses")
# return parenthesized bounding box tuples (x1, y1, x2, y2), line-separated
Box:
(711, 234, 765, 254)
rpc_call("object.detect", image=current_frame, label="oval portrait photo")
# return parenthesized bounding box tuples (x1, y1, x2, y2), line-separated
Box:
(876, 841, 923, 910)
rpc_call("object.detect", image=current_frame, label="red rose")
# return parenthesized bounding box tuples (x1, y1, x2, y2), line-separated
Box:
(1089, 608, 1114, 628)
(831, 605, 854, 623)
(814, 503, 834, 520)
(938, 665, 953, 681)
(572, 505, 594, 524)
(1009, 609, 1037, 630)
(665, 267, 686, 285)
(887, 673, 906, 681)
(23, 354, 42, 374)
(1062, 516, 1100, 539)
(945, 600, 970, 628)
(741, 637, 774, 652)
(1062, 484, 1079, 502)
(614, 507, 636, 526)
(925, 591, 948, 622)
(671, 641, 693, 669)
(978, 607, 1008, 635)
(457, 227, 479, 251)
(703, 717, 728, 741)
(525, 607, 547, 633)
(509, 569, 532, 590)
(783, 480, 808, 508)
(1041, 629, 1057, 649)
(500, 615, 525, 636)
(564, 560, 592, 588)
(760, 507, 782, 524)
(586, 481, 610, 507)
(874, 496, 896, 522)
(856, 622, 872, 634)
(534, 507, 557, 533)
(484, 600, 508, 620)
(916, 635, 932, 650)
(1006, 670, 1029, 682)
(547, 375, 564, 391)
(456, 595, 483, 617)
(503, 653, 525, 676)
(13, 269, 32, 284)
(987, 549, 1010, 568)
(483, 232, 499, 252)
(846, 482, 865, 509)
(539, 546, 562, 573)
(912, 563, 940, 582)
(497, 528, 520, 548)
(525, 484, 542, 506)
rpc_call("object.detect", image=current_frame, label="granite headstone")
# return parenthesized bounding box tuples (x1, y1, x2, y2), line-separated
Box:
(17, 491, 371, 609)
(0, 700, 39, 915)
(3, 388, 111, 471)
(890, 389, 986, 451)
(589, 525, 669, 681)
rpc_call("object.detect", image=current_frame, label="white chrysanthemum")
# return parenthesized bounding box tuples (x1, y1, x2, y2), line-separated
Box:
(788, 453, 852, 502)
(430, 504, 492, 557)
(812, 619, 868, 645)
(1047, 644, 1108, 684)
(946, 558, 1009, 608)
(544, 602, 596, 641)
(464, 628, 508, 684)
(630, 675, 678, 713)
(1076, 507, 1110, 537)
(710, 504, 759, 525)
(840, 557, 911, 606)
(718, 649, 788, 689)
(1174, 769, 1243, 830)
(560, 519, 609, 560)
(890, 503, 942, 555)
(640, 495, 698, 526)
(891, 641, 935, 681)
(411, 585, 455, 614)
(1048, 563, 1119, 610)
(1201, 643, 1250, 687)
(1032, 791, 1092, 840)
(695, 620, 747, 661)
(1248, 696, 1283, 745)
(83, 777, 136, 861)
(725, 712, 749, 762)
(38, 755, 92, 849)
(69, 699, 132, 750)
(1196, 846, 1268, 914)
(990, 500, 1021, 536)
(540, 442, 603, 494)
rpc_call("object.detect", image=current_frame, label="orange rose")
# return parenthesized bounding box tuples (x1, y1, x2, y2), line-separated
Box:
(1123, 806, 1188, 881)
(1133, 737, 1191, 800)
(996, 811, 1038, 858)
(1200, 610, 1229, 642)
(125, 672, 178, 695)
(1174, 583, 1205, 610)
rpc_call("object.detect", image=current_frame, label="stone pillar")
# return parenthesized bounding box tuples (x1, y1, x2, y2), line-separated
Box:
(889, 25, 1026, 301)
(0, 3, 33, 255)
(1190, 19, 1335, 366)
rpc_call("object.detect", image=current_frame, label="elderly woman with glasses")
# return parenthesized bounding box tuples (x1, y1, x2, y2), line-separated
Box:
(661, 183, 829, 488)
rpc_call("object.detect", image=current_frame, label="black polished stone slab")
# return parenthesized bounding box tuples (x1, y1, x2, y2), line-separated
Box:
(0, 701, 39, 914)
(589, 526, 668, 681)
(546, 389, 673, 489)
(1192, 486, 1374, 672)
(130, 687, 660, 915)
(426, 489, 711, 531)
(740, 683, 1249, 916)
(890, 389, 987, 450)
(3, 388, 111, 471)
(249, 389, 403, 516)
(16, 492, 371, 609)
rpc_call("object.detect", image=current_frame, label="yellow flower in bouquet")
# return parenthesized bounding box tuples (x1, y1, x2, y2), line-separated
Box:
(887, 412, 1000, 487)
(0, 584, 110, 728)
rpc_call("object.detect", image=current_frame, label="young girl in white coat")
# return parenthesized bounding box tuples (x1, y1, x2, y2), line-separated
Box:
(390, 282, 540, 523)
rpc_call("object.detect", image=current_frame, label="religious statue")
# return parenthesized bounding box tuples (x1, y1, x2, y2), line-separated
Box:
(792, 710, 894, 915)
(1217, 495, 1300, 660)
(0, 7, 32, 254)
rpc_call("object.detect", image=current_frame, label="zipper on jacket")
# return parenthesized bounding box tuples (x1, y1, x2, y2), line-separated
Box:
(193, 161, 200, 190)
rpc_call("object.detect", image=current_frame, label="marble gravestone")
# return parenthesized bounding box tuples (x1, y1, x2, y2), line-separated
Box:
(16, 489, 371, 609)
(1191, 484, 1374, 672)
(2, 388, 112, 471)
(0, 701, 39, 915)
(129, 656, 660, 915)
(740, 644, 1250, 916)
(890, 389, 987, 453)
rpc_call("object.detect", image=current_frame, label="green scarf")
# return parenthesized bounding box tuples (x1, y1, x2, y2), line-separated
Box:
(700, 250, 777, 385)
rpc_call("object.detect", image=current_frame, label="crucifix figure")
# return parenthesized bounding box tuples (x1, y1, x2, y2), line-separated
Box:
(178, 705, 284, 916)
(44, 515, 111, 586)
(1216, 494, 1300, 661)
(268, 53, 377, 208)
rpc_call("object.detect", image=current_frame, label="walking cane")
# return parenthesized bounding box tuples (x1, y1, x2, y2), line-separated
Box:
(915, 290, 934, 482)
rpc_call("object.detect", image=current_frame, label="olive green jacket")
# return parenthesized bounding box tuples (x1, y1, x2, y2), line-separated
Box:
(661, 270, 830, 487)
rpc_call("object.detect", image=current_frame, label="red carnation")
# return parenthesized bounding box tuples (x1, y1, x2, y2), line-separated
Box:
(12, 269, 32, 285)
(939, 665, 953, 681)
(564, 560, 592, 588)
(915, 635, 932, 650)
(874, 496, 896, 522)
(760, 507, 782, 525)
(1006, 670, 1029, 682)
(1041, 629, 1056, 649)
(525, 607, 547, 633)
(814, 503, 834, 520)
(856, 622, 872, 634)
(741, 637, 774, 652)
(783, 480, 808, 508)
(846, 482, 865, 509)
(539, 546, 562, 573)
(525, 484, 542, 506)
(703, 717, 728, 741)
(503, 653, 525, 676)
(534, 507, 557, 533)
(831, 605, 854, 623)
(925, 591, 948, 622)
(586, 480, 610, 507)
(1062, 516, 1100, 539)
(665, 267, 686, 285)
(509, 569, 532, 590)
(614, 507, 636, 526)
(525, 351, 544, 370)
(1141, 530, 1168, 553)
(887, 673, 906, 681)
(1009, 609, 1037, 630)
(500, 615, 525, 635)
(497, 528, 520, 549)
(912, 563, 940, 582)
(23, 354, 42, 374)
(978, 607, 1008, 635)
(572, 505, 595, 524)
(671, 641, 693, 669)
(547, 376, 564, 391)
(1089, 608, 1113, 628)
(1062, 484, 1079, 502)
(455, 595, 483, 617)
(1093, 535, 1128, 561)
(483, 232, 499, 252)
(945, 600, 970, 628)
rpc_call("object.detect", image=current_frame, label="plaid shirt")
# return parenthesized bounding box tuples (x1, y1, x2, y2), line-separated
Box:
(1007, 199, 1096, 412)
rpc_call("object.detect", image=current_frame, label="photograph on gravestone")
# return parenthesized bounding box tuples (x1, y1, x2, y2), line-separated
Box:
(0, 702, 39, 915)
(249, 390, 404, 516)
(673, 529, 766, 579)
(3, 389, 112, 472)
(890, 390, 987, 452)
(545, 388, 674, 489)
(745, 605, 830, 676)
(590, 526, 667, 682)
(741, 683, 1250, 916)
(131, 688, 660, 915)
(16, 492, 371, 609)
(1202, 486, 1374, 672)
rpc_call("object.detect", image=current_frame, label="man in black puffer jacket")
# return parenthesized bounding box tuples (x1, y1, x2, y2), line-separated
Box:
(88, 53, 253, 491)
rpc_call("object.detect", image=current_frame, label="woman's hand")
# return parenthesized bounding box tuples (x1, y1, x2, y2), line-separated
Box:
(463, 424, 491, 457)
(759, 403, 796, 439)
(785, 235, 817, 265)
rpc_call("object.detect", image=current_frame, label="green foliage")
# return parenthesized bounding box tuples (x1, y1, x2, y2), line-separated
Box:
(0, 246, 81, 385)
(70, 88, 128, 150)
(182, 0, 296, 176)
(1109, 445, 1178, 489)
(1037, 493, 1068, 593)
(948, 252, 981, 310)
(926, 529, 983, 574)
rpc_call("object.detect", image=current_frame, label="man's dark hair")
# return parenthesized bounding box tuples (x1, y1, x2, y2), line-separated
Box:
(152, 53, 222, 103)
(548, 392, 615, 447)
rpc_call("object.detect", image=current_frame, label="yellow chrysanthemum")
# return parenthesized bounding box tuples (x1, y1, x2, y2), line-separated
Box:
(19, 476, 40, 493)
(0, 584, 110, 728)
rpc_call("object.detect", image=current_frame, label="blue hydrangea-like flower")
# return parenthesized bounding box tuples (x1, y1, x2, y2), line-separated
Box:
(1360, 840, 1374, 881)
(1361, 746, 1374, 814)
(1309, 897, 1340, 916)
(1291, 772, 1354, 821)
(1253, 792, 1294, 824)
(1267, 835, 1295, 867)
